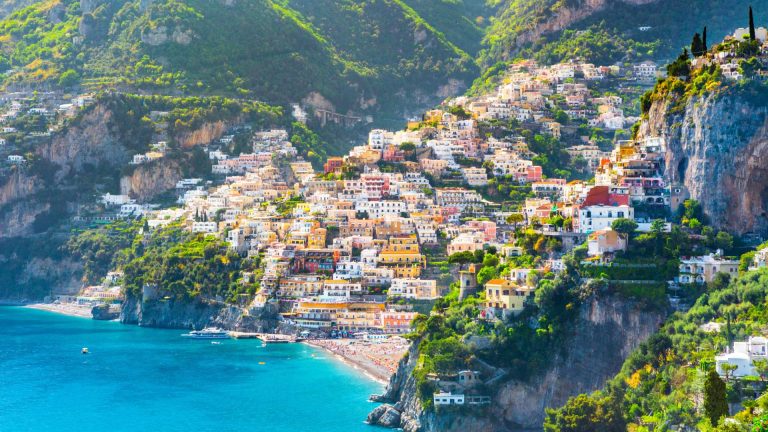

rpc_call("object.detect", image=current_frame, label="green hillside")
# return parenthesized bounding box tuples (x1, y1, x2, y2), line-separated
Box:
(0, 0, 479, 115)
(481, 0, 768, 67)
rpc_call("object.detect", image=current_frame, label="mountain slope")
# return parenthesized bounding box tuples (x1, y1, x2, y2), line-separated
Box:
(481, 0, 768, 66)
(0, 0, 478, 116)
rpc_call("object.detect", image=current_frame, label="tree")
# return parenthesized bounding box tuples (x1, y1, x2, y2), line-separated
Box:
(506, 213, 524, 229)
(691, 32, 705, 57)
(715, 231, 734, 251)
(650, 219, 666, 234)
(753, 359, 768, 382)
(476, 266, 498, 285)
(399, 142, 416, 151)
(611, 218, 638, 236)
(543, 393, 626, 432)
(667, 49, 691, 78)
(740, 57, 761, 78)
(704, 369, 729, 425)
(750, 6, 756, 41)
(58, 69, 80, 88)
(721, 363, 738, 382)
(703, 26, 708, 52)
(448, 251, 474, 266)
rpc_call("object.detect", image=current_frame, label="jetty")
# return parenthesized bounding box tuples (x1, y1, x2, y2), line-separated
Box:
(229, 332, 298, 343)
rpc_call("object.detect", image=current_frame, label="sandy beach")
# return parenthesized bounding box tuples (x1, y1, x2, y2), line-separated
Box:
(305, 337, 410, 384)
(24, 303, 93, 318)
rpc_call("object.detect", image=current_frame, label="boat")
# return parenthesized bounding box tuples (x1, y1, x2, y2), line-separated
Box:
(181, 327, 230, 339)
(81, 347, 89, 354)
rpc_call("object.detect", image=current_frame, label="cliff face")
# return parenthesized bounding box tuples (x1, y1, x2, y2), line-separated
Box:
(0, 170, 46, 237)
(38, 104, 131, 180)
(120, 293, 282, 331)
(120, 158, 185, 202)
(638, 88, 768, 235)
(373, 295, 664, 431)
(493, 0, 659, 60)
(176, 120, 230, 148)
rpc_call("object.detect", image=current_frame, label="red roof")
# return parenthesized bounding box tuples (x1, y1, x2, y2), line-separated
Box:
(583, 186, 629, 207)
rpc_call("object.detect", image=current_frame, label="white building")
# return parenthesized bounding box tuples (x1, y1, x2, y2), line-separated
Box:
(434, 392, 465, 406)
(716, 336, 768, 378)
(576, 205, 633, 234)
(388, 278, 439, 300)
(102, 193, 134, 207)
(192, 221, 218, 234)
(678, 253, 739, 284)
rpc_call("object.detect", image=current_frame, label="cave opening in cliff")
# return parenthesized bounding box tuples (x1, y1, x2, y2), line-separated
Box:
(677, 158, 689, 181)
(761, 186, 768, 217)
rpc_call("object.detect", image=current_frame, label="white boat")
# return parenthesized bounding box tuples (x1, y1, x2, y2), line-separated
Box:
(181, 327, 230, 339)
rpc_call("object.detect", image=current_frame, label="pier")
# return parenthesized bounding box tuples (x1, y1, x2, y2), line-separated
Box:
(229, 332, 297, 343)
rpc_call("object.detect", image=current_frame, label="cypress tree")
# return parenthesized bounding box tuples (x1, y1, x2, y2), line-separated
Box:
(703, 26, 708, 52)
(691, 33, 704, 57)
(750, 6, 756, 41)
(704, 370, 729, 425)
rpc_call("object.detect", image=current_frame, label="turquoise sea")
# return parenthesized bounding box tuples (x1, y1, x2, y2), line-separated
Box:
(0, 307, 384, 432)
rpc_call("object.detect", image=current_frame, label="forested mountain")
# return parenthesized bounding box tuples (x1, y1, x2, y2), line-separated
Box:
(0, 0, 483, 116)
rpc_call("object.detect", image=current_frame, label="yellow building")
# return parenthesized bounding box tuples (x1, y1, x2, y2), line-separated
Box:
(308, 228, 327, 248)
(286, 233, 308, 248)
(391, 265, 422, 278)
(485, 279, 534, 315)
(379, 235, 425, 267)
(336, 302, 386, 331)
(293, 301, 349, 329)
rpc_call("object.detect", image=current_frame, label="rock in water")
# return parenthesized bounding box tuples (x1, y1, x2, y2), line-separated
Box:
(367, 404, 401, 428)
(91, 304, 119, 321)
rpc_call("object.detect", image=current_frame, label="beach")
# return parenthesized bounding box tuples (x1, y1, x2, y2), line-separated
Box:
(24, 302, 93, 318)
(305, 337, 410, 384)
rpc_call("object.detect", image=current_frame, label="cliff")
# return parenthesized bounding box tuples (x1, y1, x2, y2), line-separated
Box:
(487, 0, 659, 62)
(371, 295, 664, 431)
(638, 85, 768, 235)
(37, 103, 131, 180)
(120, 293, 283, 331)
(120, 158, 185, 202)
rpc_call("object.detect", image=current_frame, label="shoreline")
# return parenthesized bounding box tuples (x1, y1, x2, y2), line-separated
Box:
(10, 304, 399, 389)
(304, 340, 391, 385)
(304, 338, 409, 386)
(23, 303, 94, 319)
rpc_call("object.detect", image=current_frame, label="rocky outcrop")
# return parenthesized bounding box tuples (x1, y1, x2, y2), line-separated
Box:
(121, 292, 283, 331)
(176, 120, 229, 148)
(0, 170, 46, 237)
(92, 304, 119, 320)
(638, 86, 768, 235)
(141, 26, 195, 46)
(495, 0, 660, 60)
(37, 104, 130, 180)
(374, 295, 664, 431)
(367, 404, 403, 428)
(120, 157, 185, 202)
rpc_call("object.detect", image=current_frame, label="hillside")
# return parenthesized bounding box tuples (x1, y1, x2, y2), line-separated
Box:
(0, 0, 479, 117)
(633, 36, 768, 237)
(481, 0, 768, 67)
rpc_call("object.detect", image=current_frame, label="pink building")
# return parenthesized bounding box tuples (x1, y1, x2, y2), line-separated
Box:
(464, 220, 497, 242)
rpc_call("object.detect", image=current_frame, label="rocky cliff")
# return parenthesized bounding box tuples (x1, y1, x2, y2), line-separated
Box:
(371, 295, 664, 431)
(38, 103, 131, 181)
(0, 170, 46, 237)
(121, 293, 283, 331)
(120, 157, 185, 202)
(638, 85, 768, 235)
(489, 0, 659, 61)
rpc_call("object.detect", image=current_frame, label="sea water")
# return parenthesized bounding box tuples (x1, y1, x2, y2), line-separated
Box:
(0, 307, 385, 432)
